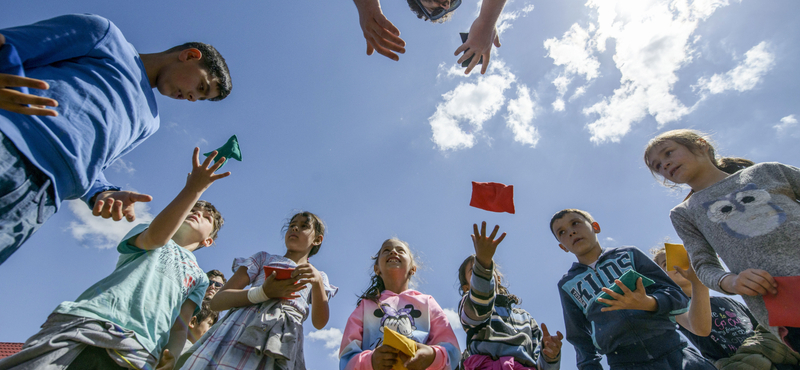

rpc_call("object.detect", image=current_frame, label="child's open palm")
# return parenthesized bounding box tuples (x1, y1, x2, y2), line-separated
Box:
(540, 323, 564, 362)
(472, 221, 506, 269)
(185, 148, 231, 193)
(598, 277, 658, 312)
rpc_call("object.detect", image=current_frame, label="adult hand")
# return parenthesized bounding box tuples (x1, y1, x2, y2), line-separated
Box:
(722, 269, 777, 296)
(598, 277, 658, 312)
(540, 323, 564, 362)
(454, 18, 500, 74)
(261, 271, 306, 300)
(371, 344, 400, 370)
(401, 342, 435, 370)
(184, 148, 231, 193)
(0, 73, 59, 116)
(354, 0, 406, 61)
(156, 349, 175, 370)
(471, 221, 505, 269)
(92, 190, 153, 222)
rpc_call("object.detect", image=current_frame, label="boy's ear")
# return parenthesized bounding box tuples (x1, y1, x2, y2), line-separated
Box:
(591, 222, 601, 233)
(558, 244, 569, 253)
(188, 316, 198, 329)
(201, 236, 214, 248)
(179, 48, 203, 62)
(313, 234, 323, 246)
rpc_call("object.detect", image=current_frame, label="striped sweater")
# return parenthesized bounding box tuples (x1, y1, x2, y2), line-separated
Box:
(459, 260, 560, 369)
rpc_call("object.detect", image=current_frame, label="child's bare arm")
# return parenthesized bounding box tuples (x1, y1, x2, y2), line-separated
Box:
(720, 269, 778, 296)
(133, 148, 229, 250)
(352, 0, 405, 61)
(161, 299, 196, 369)
(598, 277, 659, 312)
(210, 266, 307, 312)
(674, 266, 712, 336)
(295, 263, 330, 329)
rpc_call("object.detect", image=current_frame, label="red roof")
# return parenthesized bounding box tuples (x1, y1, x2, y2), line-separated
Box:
(0, 343, 24, 359)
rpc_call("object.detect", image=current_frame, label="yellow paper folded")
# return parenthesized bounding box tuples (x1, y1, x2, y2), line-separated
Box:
(665, 243, 691, 272)
(383, 327, 417, 370)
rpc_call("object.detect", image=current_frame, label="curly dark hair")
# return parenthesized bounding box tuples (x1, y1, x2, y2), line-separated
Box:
(167, 42, 232, 101)
(206, 269, 227, 284)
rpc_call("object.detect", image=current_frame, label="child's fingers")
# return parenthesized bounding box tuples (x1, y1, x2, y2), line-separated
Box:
(480, 53, 490, 75)
(541, 322, 551, 338)
(480, 221, 487, 237)
(192, 147, 201, 168)
(202, 150, 218, 169)
(473, 223, 480, 238)
(495, 232, 506, 244)
(209, 156, 227, 172)
(210, 171, 232, 181)
(454, 42, 469, 56)
(488, 224, 500, 240)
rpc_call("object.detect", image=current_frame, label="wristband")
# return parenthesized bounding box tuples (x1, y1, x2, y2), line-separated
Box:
(247, 286, 269, 303)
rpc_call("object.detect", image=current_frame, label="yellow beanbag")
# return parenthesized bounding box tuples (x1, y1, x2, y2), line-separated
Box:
(383, 327, 417, 370)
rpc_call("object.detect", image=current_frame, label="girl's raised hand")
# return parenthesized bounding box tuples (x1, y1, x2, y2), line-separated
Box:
(371, 345, 400, 370)
(472, 221, 506, 269)
(401, 342, 436, 370)
(293, 263, 322, 287)
(540, 323, 564, 362)
(260, 271, 305, 300)
(674, 265, 701, 285)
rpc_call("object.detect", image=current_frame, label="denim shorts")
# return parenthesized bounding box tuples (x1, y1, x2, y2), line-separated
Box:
(0, 130, 56, 265)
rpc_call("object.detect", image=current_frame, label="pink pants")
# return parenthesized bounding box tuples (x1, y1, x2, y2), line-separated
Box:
(463, 354, 537, 370)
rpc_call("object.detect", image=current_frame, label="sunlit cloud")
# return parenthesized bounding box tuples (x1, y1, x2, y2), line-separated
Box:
(308, 327, 343, 359)
(694, 42, 775, 95)
(497, 4, 535, 35)
(67, 199, 155, 249)
(109, 158, 136, 174)
(545, 0, 737, 143)
(442, 308, 463, 331)
(505, 85, 540, 147)
(429, 61, 517, 151)
(774, 115, 798, 138)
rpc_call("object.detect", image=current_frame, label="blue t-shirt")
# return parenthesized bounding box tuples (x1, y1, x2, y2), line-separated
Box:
(0, 14, 159, 208)
(53, 223, 208, 356)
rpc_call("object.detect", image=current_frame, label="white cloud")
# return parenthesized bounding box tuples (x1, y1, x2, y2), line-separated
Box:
(544, 0, 741, 143)
(505, 85, 540, 147)
(108, 158, 136, 174)
(544, 24, 600, 81)
(774, 115, 798, 137)
(308, 327, 343, 359)
(67, 199, 154, 249)
(429, 61, 516, 151)
(497, 4, 535, 35)
(694, 42, 775, 95)
(442, 308, 463, 332)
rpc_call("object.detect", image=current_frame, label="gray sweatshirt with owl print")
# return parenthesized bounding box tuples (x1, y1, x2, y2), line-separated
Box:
(670, 162, 800, 336)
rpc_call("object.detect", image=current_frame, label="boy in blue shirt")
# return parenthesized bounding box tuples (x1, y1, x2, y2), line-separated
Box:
(550, 208, 715, 370)
(0, 13, 232, 265)
(0, 148, 231, 370)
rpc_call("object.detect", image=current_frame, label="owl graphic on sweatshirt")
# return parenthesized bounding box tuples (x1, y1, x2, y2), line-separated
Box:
(703, 183, 786, 239)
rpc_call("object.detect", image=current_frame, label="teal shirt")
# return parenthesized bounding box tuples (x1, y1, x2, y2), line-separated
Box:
(53, 223, 209, 356)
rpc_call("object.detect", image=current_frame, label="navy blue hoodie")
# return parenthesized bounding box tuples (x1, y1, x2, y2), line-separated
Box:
(557, 247, 690, 369)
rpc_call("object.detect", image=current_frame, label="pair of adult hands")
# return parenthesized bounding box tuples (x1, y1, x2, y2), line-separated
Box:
(354, 0, 500, 74)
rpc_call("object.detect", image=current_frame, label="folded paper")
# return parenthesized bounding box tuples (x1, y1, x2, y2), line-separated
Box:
(204, 135, 242, 168)
(597, 269, 655, 307)
(383, 327, 417, 370)
(470, 181, 515, 214)
(762, 275, 800, 327)
(664, 243, 691, 272)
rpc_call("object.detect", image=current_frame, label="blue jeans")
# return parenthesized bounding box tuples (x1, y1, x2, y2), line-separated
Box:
(0, 130, 56, 265)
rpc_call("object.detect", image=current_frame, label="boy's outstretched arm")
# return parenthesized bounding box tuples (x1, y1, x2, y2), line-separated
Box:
(353, 0, 406, 61)
(674, 266, 712, 336)
(454, 0, 506, 74)
(134, 148, 229, 250)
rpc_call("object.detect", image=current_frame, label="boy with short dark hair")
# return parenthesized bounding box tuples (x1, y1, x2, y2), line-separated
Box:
(550, 209, 715, 370)
(0, 13, 233, 265)
(0, 149, 231, 370)
(182, 301, 220, 355)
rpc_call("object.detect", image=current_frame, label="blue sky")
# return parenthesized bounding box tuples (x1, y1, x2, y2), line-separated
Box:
(2, 0, 800, 369)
